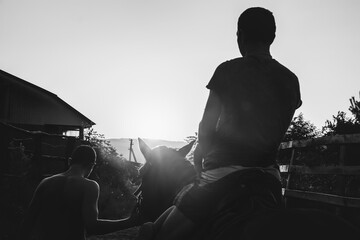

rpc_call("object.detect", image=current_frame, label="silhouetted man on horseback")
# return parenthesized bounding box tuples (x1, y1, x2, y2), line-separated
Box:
(137, 7, 301, 240)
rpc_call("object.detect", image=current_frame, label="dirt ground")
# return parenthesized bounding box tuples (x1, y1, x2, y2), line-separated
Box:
(88, 227, 140, 240)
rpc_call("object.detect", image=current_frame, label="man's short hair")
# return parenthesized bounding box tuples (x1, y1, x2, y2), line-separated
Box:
(238, 7, 276, 45)
(69, 145, 96, 167)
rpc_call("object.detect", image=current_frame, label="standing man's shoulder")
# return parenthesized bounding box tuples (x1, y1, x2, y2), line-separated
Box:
(81, 178, 100, 192)
(84, 178, 99, 188)
(36, 175, 62, 189)
(42, 174, 99, 193)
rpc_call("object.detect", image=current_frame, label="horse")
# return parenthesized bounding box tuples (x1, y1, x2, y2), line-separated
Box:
(132, 138, 359, 240)
(132, 138, 196, 223)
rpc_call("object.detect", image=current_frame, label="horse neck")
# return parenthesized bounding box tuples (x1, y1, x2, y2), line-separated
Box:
(142, 160, 196, 220)
(165, 159, 196, 187)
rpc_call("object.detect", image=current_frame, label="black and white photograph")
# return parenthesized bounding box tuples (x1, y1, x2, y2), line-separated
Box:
(1, 1, 360, 239)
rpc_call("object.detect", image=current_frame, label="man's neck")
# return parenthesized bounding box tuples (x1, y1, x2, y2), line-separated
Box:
(243, 44, 271, 58)
(64, 165, 87, 178)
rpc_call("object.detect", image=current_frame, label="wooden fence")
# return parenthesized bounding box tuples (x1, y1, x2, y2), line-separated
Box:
(0, 122, 88, 179)
(0, 122, 91, 239)
(278, 133, 360, 227)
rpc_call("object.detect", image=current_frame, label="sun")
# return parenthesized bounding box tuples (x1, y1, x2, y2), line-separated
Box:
(114, 98, 193, 141)
(131, 108, 177, 140)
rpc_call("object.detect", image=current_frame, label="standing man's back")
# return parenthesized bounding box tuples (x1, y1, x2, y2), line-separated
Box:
(31, 175, 91, 239)
(20, 145, 136, 240)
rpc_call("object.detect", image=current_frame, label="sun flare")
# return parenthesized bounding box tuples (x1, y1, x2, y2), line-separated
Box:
(131, 108, 177, 140)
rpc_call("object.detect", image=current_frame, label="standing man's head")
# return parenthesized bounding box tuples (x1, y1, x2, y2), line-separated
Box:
(237, 7, 276, 56)
(68, 145, 97, 177)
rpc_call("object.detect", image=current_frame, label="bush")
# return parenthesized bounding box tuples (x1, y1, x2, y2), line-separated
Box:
(284, 113, 320, 141)
(322, 94, 360, 135)
(85, 128, 139, 218)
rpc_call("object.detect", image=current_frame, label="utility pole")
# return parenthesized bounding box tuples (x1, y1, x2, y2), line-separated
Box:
(128, 139, 137, 163)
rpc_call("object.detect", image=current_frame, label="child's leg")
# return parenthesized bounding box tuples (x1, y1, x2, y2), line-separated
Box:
(136, 222, 155, 240)
(154, 206, 195, 240)
(136, 206, 177, 240)
(153, 205, 175, 227)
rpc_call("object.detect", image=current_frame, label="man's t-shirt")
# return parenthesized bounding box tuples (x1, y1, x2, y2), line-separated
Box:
(203, 54, 301, 170)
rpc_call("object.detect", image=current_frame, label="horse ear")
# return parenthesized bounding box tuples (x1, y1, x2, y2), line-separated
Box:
(177, 140, 196, 157)
(138, 138, 152, 161)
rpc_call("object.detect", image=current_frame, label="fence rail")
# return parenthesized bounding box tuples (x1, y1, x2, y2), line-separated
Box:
(279, 133, 360, 149)
(1, 122, 87, 178)
(280, 165, 360, 175)
(284, 189, 360, 208)
(279, 133, 360, 213)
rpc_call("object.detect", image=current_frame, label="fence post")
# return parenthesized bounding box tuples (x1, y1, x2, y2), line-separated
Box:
(335, 144, 347, 216)
(285, 147, 296, 208)
(64, 137, 76, 171)
(32, 134, 43, 179)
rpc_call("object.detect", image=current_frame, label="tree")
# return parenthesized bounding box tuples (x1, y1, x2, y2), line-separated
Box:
(279, 113, 322, 167)
(322, 94, 360, 135)
(283, 113, 320, 141)
(349, 93, 360, 123)
(84, 128, 138, 218)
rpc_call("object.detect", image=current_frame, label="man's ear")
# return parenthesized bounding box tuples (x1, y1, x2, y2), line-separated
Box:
(237, 29, 243, 40)
(237, 29, 246, 56)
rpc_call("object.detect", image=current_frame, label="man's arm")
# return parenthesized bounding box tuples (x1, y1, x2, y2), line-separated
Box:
(82, 180, 135, 236)
(194, 90, 222, 173)
(17, 181, 44, 239)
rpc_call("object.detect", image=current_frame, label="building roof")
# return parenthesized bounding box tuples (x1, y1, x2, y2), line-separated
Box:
(0, 69, 95, 128)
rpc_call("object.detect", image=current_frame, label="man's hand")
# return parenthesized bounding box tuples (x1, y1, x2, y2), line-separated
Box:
(193, 143, 203, 179)
(195, 90, 221, 176)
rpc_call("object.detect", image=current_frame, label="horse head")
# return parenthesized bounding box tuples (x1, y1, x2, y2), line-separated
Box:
(133, 138, 196, 223)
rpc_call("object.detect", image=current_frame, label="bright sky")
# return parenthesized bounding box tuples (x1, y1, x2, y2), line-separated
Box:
(1, 0, 360, 141)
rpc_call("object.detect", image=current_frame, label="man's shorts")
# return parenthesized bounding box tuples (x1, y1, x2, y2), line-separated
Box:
(174, 168, 282, 225)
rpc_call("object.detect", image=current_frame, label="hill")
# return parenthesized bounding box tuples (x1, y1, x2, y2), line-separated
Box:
(107, 138, 187, 164)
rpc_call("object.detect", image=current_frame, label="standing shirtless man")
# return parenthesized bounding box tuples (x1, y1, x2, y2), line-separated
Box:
(19, 145, 134, 240)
